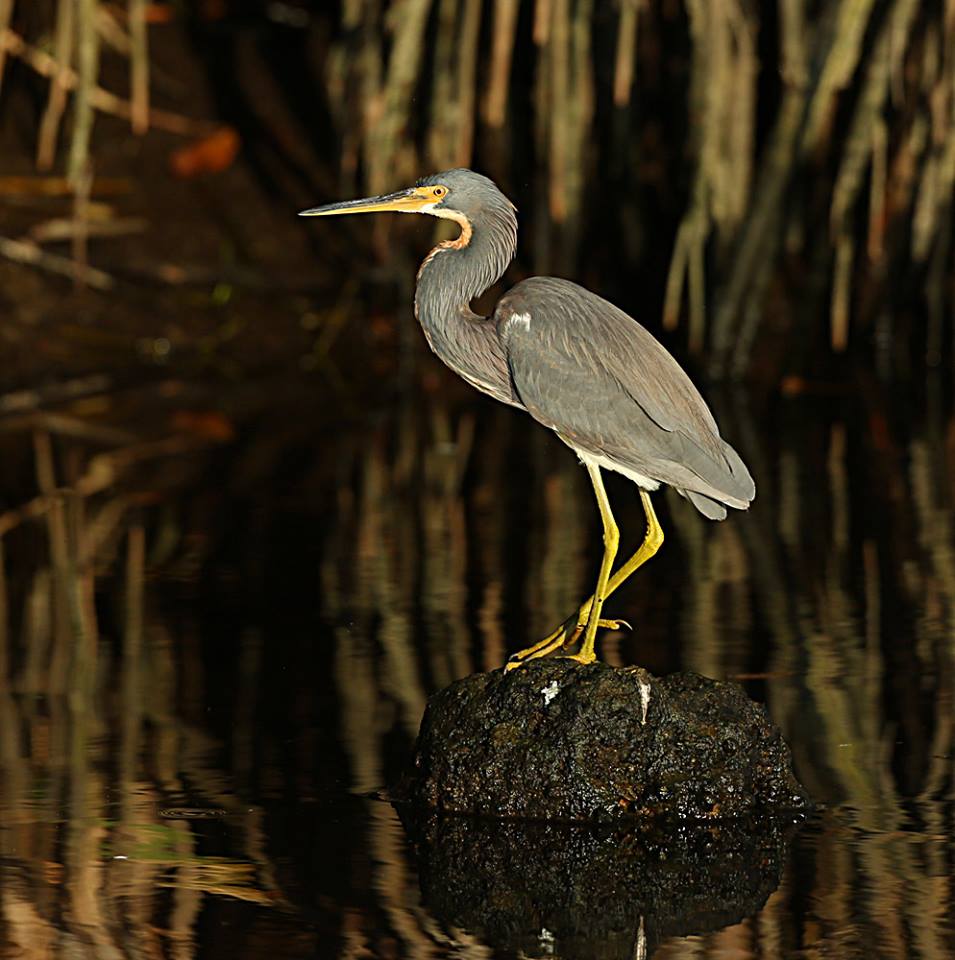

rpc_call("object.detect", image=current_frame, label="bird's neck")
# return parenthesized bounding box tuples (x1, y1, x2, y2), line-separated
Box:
(414, 206, 517, 324)
(412, 206, 518, 403)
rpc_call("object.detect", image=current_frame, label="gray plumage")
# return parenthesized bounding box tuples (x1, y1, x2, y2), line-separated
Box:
(300, 167, 756, 666)
(408, 169, 755, 520)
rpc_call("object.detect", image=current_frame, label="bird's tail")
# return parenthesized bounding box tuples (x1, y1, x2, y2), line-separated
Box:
(679, 439, 755, 520)
(683, 490, 729, 520)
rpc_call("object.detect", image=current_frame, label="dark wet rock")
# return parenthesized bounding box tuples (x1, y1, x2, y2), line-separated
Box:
(399, 659, 809, 822)
(400, 809, 800, 960)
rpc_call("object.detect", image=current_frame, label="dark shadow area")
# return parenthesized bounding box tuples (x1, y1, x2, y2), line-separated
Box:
(401, 809, 801, 960)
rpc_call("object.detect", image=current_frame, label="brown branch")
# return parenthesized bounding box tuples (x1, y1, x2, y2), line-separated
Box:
(830, 225, 853, 352)
(129, 0, 150, 134)
(0, 412, 137, 445)
(0, 234, 114, 289)
(29, 215, 147, 243)
(454, 0, 482, 166)
(0, 175, 132, 196)
(37, 0, 75, 169)
(484, 0, 520, 126)
(613, 0, 642, 108)
(363, 0, 434, 192)
(0, 0, 13, 96)
(68, 0, 100, 185)
(0, 374, 113, 415)
(0, 28, 211, 136)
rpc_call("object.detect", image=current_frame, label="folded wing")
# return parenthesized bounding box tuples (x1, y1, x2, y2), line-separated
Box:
(496, 276, 755, 517)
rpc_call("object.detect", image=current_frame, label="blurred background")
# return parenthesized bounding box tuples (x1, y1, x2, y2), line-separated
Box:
(0, 1, 953, 958)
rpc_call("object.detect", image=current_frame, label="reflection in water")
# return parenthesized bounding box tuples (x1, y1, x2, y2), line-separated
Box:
(0, 373, 952, 957)
(402, 809, 797, 959)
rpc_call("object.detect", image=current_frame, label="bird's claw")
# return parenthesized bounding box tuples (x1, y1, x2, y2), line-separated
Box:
(505, 651, 552, 672)
(504, 616, 629, 671)
(558, 651, 597, 665)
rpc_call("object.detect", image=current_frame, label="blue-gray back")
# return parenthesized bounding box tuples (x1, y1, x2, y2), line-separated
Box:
(495, 276, 755, 511)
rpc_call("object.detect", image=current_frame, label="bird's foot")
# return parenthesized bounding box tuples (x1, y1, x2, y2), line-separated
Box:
(504, 639, 564, 672)
(558, 650, 597, 665)
(504, 617, 629, 672)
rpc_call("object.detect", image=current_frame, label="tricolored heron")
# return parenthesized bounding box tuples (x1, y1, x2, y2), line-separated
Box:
(300, 168, 755, 668)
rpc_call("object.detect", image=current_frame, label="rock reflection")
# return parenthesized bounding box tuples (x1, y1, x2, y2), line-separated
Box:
(401, 809, 797, 960)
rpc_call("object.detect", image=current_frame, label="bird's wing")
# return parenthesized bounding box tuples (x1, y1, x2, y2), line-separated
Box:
(496, 276, 755, 508)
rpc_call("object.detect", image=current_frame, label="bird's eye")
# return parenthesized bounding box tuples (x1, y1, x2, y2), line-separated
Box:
(433, 186, 446, 198)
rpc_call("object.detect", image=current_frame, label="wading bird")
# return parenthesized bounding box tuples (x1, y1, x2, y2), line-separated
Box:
(301, 169, 754, 668)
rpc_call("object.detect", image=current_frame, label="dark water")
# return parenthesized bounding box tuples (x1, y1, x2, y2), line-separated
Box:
(0, 365, 952, 959)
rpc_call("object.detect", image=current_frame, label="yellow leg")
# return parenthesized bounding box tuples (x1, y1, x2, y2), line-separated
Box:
(506, 488, 664, 669)
(567, 464, 619, 663)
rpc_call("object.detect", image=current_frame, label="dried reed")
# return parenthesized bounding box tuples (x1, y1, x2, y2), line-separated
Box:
(2, 1, 952, 376)
(319, 0, 951, 376)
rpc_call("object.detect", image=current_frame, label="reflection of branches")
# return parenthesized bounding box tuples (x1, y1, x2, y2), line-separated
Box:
(1, 363, 954, 957)
(0, 422, 283, 960)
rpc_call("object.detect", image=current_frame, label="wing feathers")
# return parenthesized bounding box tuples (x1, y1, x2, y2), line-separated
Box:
(497, 276, 755, 515)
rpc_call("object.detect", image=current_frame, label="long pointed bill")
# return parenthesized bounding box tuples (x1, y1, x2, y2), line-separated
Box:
(298, 187, 434, 217)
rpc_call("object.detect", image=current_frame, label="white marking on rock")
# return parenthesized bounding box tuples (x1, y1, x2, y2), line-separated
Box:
(539, 928, 555, 954)
(510, 311, 532, 330)
(637, 678, 651, 725)
(541, 680, 560, 706)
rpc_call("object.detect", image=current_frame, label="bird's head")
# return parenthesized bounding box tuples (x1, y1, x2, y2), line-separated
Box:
(299, 168, 515, 231)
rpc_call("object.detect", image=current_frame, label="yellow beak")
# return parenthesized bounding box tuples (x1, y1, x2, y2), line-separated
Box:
(299, 187, 434, 217)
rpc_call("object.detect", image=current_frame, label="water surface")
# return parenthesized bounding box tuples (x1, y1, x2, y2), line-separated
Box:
(0, 368, 951, 958)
